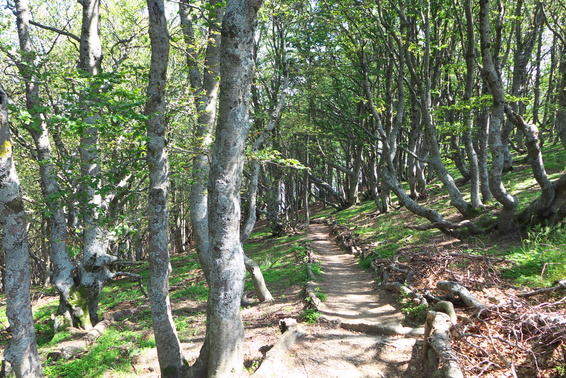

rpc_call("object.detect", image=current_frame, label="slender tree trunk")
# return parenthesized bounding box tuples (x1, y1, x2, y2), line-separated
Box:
(183, 0, 224, 281)
(77, 0, 117, 327)
(145, 1, 186, 376)
(462, 0, 483, 210)
(479, 0, 518, 233)
(557, 54, 566, 149)
(0, 85, 44, 377)
(14, 0, 76, 330)
(418, 1, 472, 217)
(476, 110, 493, 202)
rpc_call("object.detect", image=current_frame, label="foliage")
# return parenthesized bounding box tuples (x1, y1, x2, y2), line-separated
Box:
(314, 287, 327, 301)
(300, 309, 320, 324)
(502, 224, 566, 287)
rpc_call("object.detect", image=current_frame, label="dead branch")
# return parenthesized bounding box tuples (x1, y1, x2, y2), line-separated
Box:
(424, 311, 464, 378)
(114, 271, 148, 298)
(518, 280, 566, 298)
(406, 219, 485, 236)
(437, 280, 487, 310)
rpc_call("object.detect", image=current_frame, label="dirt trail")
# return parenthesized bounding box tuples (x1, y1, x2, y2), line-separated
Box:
(281, 223, 424, 378)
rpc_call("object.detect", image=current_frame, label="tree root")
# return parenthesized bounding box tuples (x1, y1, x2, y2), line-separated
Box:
(251, 319, 305, 378)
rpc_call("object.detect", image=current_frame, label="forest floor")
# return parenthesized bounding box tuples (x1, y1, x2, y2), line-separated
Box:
(12, 201, 566, 377)
(129, 222, 422, 377)
(280, 223, 424, 377)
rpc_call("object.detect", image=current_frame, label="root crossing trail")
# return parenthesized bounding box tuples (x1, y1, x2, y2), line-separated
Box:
(283, 223, 423, 378)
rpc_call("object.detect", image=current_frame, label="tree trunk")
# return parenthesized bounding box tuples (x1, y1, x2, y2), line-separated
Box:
(191, 1, 263, 376)
(479, 0, 518, 233)
(14, 0, 77, 330)
(462, 0, 483, 210)
(145, 1, 186, 376)
(0, 85, 44, 377)
(184, 0, 224, 281)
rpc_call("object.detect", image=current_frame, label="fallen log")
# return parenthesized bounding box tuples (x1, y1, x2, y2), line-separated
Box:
(518, 279, 566, 298)
(423, 311, 464, 378)
(437, 280, 486, 310)
(84, 307, 147, 345)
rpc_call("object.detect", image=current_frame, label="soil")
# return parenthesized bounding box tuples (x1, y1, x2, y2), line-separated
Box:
(280, 223, 424, 378)
(119, 223, 422, 377)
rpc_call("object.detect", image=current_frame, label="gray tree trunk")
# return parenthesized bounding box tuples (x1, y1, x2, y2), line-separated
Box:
(191, 1, 263, 376)
(145, 1, 186, 376)
(479, 0, 518, 233)
(462, 0, 483, 210)
(416, 2, 472, 217)
(77, 0, 117, 326)
(14, 0, 76, 330)
(0, 86, 43, 377)
(476, 111, 493, 202)
(183, 0, 224, 281)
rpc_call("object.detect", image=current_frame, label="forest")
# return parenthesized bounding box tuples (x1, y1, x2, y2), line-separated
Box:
(0, 0, 565, 376)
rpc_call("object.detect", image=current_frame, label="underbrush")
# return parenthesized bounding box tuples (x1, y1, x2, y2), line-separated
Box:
(502, 223, 566, 287)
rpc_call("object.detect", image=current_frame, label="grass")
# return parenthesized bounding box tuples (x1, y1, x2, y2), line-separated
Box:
(43, 329, 156, 378)
(501, 224, 566, 287)
(300, 309, 320, 324)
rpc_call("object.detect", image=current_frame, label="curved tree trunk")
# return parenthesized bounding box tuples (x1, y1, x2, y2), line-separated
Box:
(479, 0, 518, 233)
(145, 1, 186, 376)
(0, 86, 44, 377)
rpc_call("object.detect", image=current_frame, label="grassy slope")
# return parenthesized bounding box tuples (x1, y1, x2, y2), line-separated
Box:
(0, 144, 564, 376)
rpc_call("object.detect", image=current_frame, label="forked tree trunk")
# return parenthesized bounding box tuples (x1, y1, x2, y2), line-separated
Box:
(190, 1, 263, 376)
(0, 86, 43, 377)
(145, 1, 186, 376)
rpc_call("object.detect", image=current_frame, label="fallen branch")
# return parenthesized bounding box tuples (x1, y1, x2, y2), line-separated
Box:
(424, 311, 464, 378)
(304, 281, 322, 309)
(340, 321, 424, 336)
(114, 271, 148, 298)
(437, 280, 486, 310)
(406, 219, 485, 236)
(517, 279, 566, 298)
(84, 307, 145, 345)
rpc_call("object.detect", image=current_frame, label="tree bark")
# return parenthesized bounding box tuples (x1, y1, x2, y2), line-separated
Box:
(479, 0, 518, 233)
(145, 1, 186, 376)
(14, 0, 76, 330)
(183, 0, 224, 281)
(462, 0, 483, 210)
(191, 1, 263, 376)
(0, 85, 43, 377)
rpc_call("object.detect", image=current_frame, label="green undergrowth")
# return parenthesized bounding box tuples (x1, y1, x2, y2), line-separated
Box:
(243, 231, 311, 291)
(43, 329, 156, 378)
(501, 224, 566, 287)
(314, 144, 566, 289)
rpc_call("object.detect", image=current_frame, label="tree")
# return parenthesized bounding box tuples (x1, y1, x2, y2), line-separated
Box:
(0, 84, 43, 377)
(13, 0, 77, 331)
(189, 0, 263, 375)
(145, 0, 186, 376)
